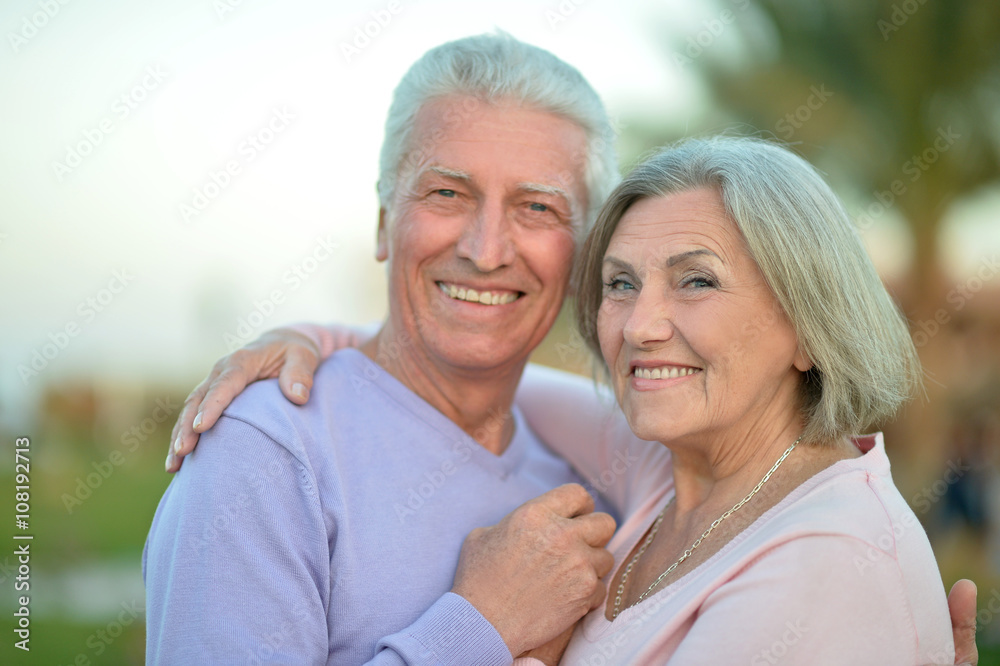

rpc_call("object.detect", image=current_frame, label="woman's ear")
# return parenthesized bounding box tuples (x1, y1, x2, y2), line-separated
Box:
(376, 208, 389, 262)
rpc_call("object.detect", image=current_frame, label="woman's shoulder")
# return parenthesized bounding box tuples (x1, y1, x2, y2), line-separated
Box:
(750, 432, 937, 570)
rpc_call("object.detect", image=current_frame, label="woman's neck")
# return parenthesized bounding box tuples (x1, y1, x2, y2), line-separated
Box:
(667, 419, 804, 521)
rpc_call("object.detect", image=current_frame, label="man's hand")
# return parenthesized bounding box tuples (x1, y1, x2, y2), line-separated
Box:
(166, 328, 322, 472)
(950, 579, 978, 666)
(452, 484, 616, 657)
(517, 624, 576, 666)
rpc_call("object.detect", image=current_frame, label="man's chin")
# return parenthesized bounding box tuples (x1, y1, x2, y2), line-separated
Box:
(425, 334, 534, 373)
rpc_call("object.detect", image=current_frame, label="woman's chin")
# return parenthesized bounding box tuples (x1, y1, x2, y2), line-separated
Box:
(626, 417, 679, 446)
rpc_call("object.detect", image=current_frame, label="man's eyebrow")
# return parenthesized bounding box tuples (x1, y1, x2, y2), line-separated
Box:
(427, 166, 472, 181)
(667, 249, 720, 266)
(521, 181, 582, 225)
(519, 182, 569, 200)
(424, 170, 570, 201)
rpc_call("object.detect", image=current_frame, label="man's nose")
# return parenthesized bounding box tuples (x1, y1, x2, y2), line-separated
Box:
(456, 200, 516, 272)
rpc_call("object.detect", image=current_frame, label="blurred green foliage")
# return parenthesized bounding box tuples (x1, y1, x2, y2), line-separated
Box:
(1, 387, 173, 665)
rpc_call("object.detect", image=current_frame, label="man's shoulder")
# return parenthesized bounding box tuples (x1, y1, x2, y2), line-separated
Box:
(220, 375, 302, 444)
(220, 349, 408, 451)
(225, 348, 363, 411)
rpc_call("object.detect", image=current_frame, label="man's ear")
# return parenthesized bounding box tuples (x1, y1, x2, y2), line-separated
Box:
(376, 208, 389, 262)
(565, 271, 578, 299)
(793, 345, 814, 373)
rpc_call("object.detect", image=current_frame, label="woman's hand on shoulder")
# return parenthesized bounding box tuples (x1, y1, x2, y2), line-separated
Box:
(165, 326, 328, 472)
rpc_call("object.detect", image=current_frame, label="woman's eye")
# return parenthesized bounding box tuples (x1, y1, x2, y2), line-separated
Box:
(604, 278, 635, 291)
(529, 202, 549, 212)
(682, 275, 717, 289)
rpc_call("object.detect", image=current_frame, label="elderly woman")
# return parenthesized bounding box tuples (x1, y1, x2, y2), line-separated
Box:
(168, 137, 967, 663)
(513, 136, 953, 662)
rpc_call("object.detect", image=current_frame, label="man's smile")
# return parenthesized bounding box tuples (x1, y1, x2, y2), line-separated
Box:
(436, 281, 522, 305)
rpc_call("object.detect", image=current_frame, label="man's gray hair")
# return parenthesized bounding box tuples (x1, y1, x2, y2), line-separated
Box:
(378, 32, 619, 234)
(576, 136, 922, 445)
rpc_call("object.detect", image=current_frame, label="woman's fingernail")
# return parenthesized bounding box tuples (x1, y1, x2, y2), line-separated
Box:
(165, 452, 174, 472)
(292, 383, 307, 400)
(192, 412, 203, 430)
(173, 435, 183, 455)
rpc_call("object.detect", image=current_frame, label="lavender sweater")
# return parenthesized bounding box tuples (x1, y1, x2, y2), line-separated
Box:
(143, 349, 596, 665)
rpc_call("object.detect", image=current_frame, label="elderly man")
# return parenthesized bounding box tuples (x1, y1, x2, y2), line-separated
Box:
(145, 33, 620, 664)
(150, 33, 981, 666)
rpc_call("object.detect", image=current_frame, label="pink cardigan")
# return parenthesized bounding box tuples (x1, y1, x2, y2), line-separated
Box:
(515, 365, 955, 665)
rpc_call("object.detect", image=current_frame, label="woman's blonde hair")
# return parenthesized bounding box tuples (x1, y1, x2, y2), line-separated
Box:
(575, 136, 921, 444)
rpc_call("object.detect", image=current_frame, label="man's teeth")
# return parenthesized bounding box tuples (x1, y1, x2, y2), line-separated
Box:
(634, 366, 699, 380)
(438, 282, 518, 305)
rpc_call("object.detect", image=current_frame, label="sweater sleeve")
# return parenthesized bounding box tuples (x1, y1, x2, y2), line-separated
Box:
(514, 363, 669, 516)
(665, 534, 955, 666)
(144, 416, 514, 666)
(143, 416, 330, 665)
(373, 593, 512, 665)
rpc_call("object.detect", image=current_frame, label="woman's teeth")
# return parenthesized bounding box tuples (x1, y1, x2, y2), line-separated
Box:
(634, 366, 700, 380)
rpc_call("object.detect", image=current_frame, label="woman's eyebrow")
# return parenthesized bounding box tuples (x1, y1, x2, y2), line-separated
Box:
(602, 255, 635, 273)
(666, 248, 720, 266)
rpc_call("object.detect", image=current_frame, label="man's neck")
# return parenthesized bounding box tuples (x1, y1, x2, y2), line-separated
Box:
(360, 329, 524, 456)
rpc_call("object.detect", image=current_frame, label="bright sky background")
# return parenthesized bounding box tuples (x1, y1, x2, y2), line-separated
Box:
(2, 0, 997, 427)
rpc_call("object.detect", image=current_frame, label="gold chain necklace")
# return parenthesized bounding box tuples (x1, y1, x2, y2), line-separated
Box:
(611, 436, 801, 620)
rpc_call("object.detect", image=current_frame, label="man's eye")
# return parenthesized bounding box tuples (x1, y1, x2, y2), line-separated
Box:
(435, 189, 456, 198)
(529, 202, 549, 212)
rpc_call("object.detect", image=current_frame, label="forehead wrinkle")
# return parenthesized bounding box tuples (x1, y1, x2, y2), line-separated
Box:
(601, 255, 635, 273)
(616, 215, 734, 269)
(666, 248, 721, 267)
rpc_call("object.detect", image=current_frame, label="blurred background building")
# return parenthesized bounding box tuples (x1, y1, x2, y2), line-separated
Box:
(1, 0, 998, 662)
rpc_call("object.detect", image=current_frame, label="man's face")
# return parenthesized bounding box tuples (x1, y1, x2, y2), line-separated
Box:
(377, 95, 589, 375)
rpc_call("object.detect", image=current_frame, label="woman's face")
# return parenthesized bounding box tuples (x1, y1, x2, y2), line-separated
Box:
(596, 188, 810, 445)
